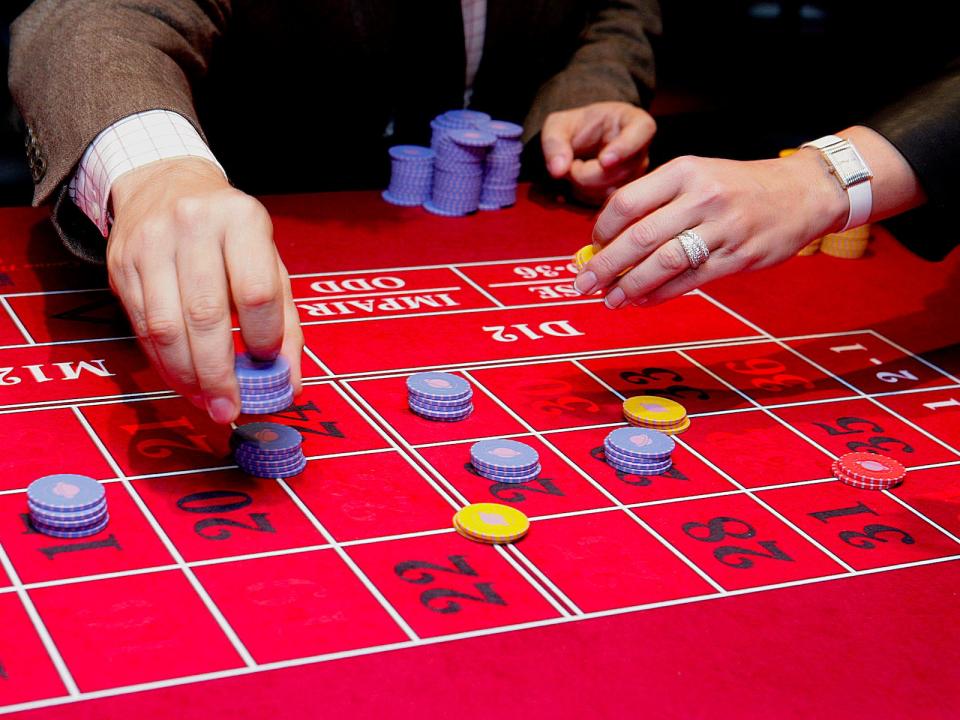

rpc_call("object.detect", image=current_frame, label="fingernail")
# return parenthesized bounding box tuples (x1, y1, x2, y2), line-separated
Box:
(604, 287, 627, 309)
(599, 151, 618, 166)
(574, 270, 598, 295)
(206, 397, 236, 424)
(549, 157, 566, 176)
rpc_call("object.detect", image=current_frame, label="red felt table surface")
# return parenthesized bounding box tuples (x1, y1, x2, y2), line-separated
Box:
(0, 186, 959, 719)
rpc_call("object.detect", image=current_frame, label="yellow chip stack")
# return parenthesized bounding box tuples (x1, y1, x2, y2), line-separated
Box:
(821, 224, 871, 259)
(454, 503, 530, 544)
(622, 395, 690, 435)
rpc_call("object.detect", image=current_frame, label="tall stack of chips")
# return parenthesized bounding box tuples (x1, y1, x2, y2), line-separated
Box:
(622, 396, 690, 435)
(232, 422, 306, 478)
(453, 502, 530, 544)
(480, 120, 523, 210)
(833, 452, 906, 490)
(426, 128, 496, 216)
(236, 352, 294, 415)
(604, 427, 674, 475)
(406, 371, 474, 422)
(27, 474, 108, 539)
(469, 439, 541, 483)
(382, 145, 435, 206)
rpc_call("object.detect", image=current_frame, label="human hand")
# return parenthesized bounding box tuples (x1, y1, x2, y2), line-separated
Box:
(107, 157, 304, 423)
(541, 101, 656, 204)
(575, 151, 849, 308)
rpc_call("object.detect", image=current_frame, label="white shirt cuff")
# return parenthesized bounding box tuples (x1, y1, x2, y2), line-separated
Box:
(68, 110, 226, 237)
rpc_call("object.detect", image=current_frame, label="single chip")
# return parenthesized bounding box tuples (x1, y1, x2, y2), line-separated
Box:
(834, 452, 906, 489)
(623, 396, 688, 425)
(388, 145, 435, 161)
(27, 474, 106, 514)
(485, 120, 523, 139)
(454, 503, 530, 543)
(574, 244, 595, 270)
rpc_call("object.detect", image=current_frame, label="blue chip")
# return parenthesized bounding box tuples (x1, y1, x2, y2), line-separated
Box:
(410, 404, 474, 421)
(470, 439, 539, 472)
(389, 145, 435, 161)
(235, 353, 290, 385)
(406, 372, 472, 400)
(485, 120, 523, 139)
(29, 499, 107, 525)
(27, 474, 105, 513)
(31, 506, 108, 529)
(605, 427, 675, 459)
(31, 513, 110, 539)
(476, 464, 542, 484)
(607, 456, 673, 475)
(408, 394, 474, 411)
(443, 110, 492, 125)
(238, 455, 307, 478)
(471, 458, 540, 476)
(240, 389, 295, 414)
(232, 422, 302, 453)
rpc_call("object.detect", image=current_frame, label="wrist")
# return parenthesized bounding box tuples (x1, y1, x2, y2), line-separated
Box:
(789, 148, 850, 236)
(111, 157, 228, 216)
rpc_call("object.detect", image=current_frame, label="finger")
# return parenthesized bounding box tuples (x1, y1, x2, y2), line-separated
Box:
(278, 258, 304, 395)
(177, 235, 239, 424)
(137, 252, 200, 399)
(642, 251, 740, 306)
(222, 201, 285, 361)
(597, 112, 655, 168)
(593, 160, 688, 246)
(541, 112, 576, 178)
(605, 226, 717, 309)
(579, 194, 702, 294)
(569, 157, 636, 190)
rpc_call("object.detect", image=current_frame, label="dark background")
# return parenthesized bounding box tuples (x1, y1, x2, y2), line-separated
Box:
(1, 1, 954, 205)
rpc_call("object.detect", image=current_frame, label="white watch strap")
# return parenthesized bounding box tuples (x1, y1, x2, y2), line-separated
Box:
(843, 180, 872, 232)
(801, 134, 873, 233)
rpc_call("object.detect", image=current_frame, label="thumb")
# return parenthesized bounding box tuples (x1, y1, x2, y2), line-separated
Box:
(597, 112, 655, 169)
(540, 112, 576, 178)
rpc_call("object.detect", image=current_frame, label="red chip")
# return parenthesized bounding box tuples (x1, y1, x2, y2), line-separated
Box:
(833, 452, 906, 490)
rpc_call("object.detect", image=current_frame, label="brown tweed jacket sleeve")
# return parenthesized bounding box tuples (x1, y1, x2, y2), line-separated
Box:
(8, 0, 230, 206)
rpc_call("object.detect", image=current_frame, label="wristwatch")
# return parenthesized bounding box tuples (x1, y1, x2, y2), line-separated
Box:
(801, 135, 873, 232)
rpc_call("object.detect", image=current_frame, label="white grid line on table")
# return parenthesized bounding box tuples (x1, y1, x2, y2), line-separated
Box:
(571, 359, 858, 575)
(336, 379, 579, 618)
(4, 456, 958, 600)
(69, 406, 258, 668)
(460, 368, 728, 593)
(695, 294, 960, 459)
(5, 548, 959, 717)
(274, 476, 420, 642)
(2, 330, 946, 415)
(694, 292, 960, 546)
(0, 296, 35, 344)
(446, 265, 506, 307)
(0, 540, 79, 696)
(867, 329, 960, 385)
(488, 277, 576, 288)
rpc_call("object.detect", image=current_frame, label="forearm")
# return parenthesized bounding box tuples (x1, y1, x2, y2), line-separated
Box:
(524, 0, 662, 139)
(9, 0, 230, 204)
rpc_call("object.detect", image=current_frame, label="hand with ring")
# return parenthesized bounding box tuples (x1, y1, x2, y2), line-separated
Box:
(574, 151, 853, 308)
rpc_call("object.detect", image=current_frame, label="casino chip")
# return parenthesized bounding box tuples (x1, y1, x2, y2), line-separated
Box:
(622, 396, 690, 435)
(27, 474, 109, 538)
(573, 244, 629, 277)
(235, 352, 294, 414)
(470, 439, 540, 482)
(406, 372, 474, 422)
(833, 452, 906, 490)
(385, 110, 522, 215)
(604, 427, 675, 475)
(233, 422, 307, 478)
(454, 502, 530, 544)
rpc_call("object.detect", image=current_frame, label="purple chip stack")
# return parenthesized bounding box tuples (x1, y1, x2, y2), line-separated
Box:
(430, 109, 492, 150)
(382, 145, 435, 207)
(480, 120, 523, 210)
(425, 128, 496, 216)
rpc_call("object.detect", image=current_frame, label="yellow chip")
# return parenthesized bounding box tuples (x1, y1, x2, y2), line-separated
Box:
(453, 503, 530, 544)
(797, 237, 822, 257)
(574, 244, 595, 270)
(622, 396, 688, 426)
(778, 148, 799, 158)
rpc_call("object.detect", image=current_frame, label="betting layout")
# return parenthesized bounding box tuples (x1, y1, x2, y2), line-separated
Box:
(0, 254, 959, 716)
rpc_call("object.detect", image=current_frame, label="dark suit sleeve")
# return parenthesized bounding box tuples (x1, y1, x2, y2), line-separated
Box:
(523, 0, 662, 139)
(8, 0, 230, 206)
(864, 59, 960, 261)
